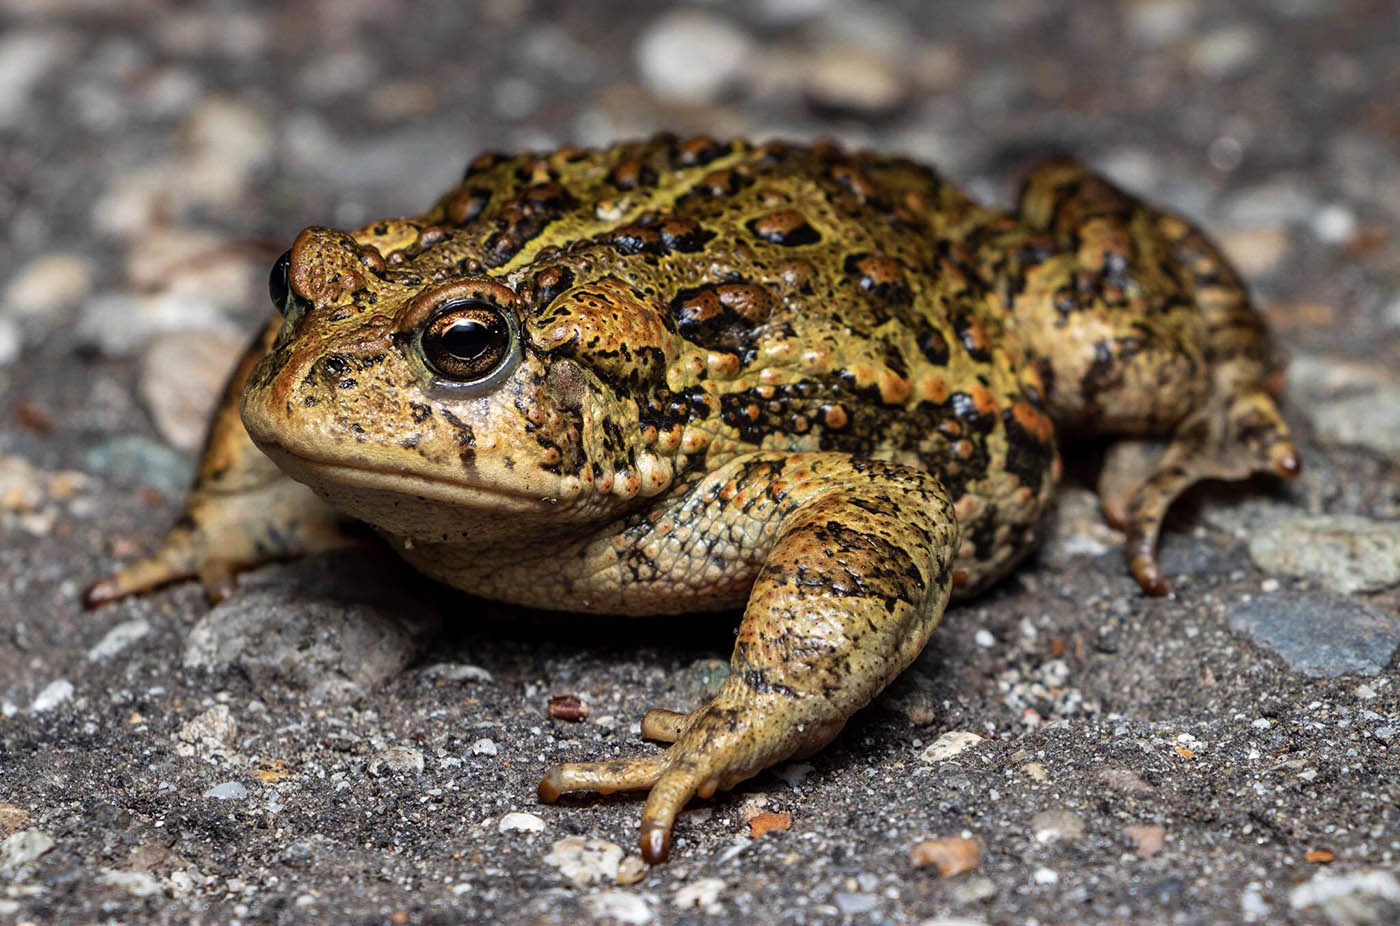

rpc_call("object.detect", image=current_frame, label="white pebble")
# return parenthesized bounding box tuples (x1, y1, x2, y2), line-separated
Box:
(1290, 869, 1400, 911)
(369, 746, 425, 776)
(498, 812, 546, 834)
(1033, 867, 1060, 884)
(1311, 203, 1358, 243)
(470, 738, 499, 757)
(974, 629, 996, 648)
(634, 10, 754, 104)
(919, 730, 984, 763)
(544, 836, 623, 887)
(583, 890, 652, 924)
(204, 780, 248, 800)
(87, 619, 151, 662)
(97, 868, 162, 897)
(29, 679, 74, 713)
(0, 829, 54, 872)
(4, 253, 93, 319)
(674, 877, 726, 911)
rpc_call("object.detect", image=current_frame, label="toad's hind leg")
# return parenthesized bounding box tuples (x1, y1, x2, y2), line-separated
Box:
(1008, 159, 1300, 594)
(84, 319, 358, 607)
(537, 453, 958, 863)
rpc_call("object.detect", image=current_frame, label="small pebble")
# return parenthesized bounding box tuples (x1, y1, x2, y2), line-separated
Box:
(543, 836, 623, 887)
(1241, 883, 1270, 918)
(139, 331, 246, 452)
(547, 693, 589, 722)
(0, 829, 55, 872)
(1033, 867, 1059, 885)
(469, 738, 499, 757)
(1311, 203, 1358, 243)
(498, 812, 546, 834)
(1124, 823, 1166, 858)
(909, 836, 981, 876)
(29, 679, 73, 713)
(1188, 25, 1262, 79)
(919, 730, 984, 763)
(582, 890, 651, 924)
(1289, 869, 1400, 914)
(615, 855, 647, 886)
(832, 892, 879, 915)
(4, 253, 94, 318)
(0, 804, 30, 834)
(82, 435, 195, 497)
(1031, 809, 1085, 844)
(87, 619, 151, 662)
(175, 704, 237, 760)
(949, 875, 998, 904)
(421, 663, 493, 683)
(97, 868, 162, 897)
(204, 781, 248, 801)
(634, 10, 753, 104)
(803, 46, 907, 116)
(772, 761, 813, 787)
(369, 746, 424, 776)
(674, 877, 726, 911)
(747, 811, 792, 840)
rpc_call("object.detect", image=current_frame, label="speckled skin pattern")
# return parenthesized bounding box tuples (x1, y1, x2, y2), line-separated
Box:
(88, 135, 1300, 863)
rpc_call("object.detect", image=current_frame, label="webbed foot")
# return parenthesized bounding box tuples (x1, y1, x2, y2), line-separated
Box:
(1105, 389, 1300, 596)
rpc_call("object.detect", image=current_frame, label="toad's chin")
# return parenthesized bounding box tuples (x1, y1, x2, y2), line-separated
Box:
(255, 443, 590, 542)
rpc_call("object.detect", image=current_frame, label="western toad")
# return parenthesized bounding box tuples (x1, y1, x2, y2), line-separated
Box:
(88, 135, 1299, 863)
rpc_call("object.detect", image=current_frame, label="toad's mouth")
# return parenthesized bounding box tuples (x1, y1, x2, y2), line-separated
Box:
(255, 441, 578, 518)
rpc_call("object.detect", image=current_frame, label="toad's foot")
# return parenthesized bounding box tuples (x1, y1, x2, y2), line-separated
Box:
(1105, 387, 1300, 596)
(83, 476, 356, 606)
(85, 320, 358, 607)
(536, 452, 959, 863)
(540, 688, 847, 864)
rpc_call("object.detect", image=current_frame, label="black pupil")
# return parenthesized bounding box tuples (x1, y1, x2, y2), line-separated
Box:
(268, 249, 292, 315)
(438, 318, 494, 361)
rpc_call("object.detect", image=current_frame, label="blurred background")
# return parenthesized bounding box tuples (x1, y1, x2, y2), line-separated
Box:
(3, 1, 1398, 424)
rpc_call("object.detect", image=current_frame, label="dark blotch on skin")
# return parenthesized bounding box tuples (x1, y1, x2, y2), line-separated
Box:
(748, 210, 821, 247)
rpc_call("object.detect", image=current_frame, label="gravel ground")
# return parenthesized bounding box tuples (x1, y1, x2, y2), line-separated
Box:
(2, 1, 1399, 923)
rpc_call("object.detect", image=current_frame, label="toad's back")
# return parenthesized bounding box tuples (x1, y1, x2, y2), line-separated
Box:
(405, 136, 1058, 591)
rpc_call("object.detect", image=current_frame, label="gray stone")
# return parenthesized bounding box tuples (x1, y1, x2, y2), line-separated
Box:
(1227, 591, 1400, 677)
(139, 331, 246, 453)
(833, 892, 879, 915)
(1248, 514, 1400, 594)
(82, 435, 194, 497)
(87, 619, 151, 662)
(204, 780, 248, 800)
(29, 679, 73, 713)
(183, 554, 441, 700)
(1031, 808, 1086, 844)
(369, 746, 425, 777)
(0, 830, 54, 872)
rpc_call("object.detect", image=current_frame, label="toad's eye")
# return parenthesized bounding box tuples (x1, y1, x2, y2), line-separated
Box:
(269, 249, 293, 315)
(418, 300, 517, 385)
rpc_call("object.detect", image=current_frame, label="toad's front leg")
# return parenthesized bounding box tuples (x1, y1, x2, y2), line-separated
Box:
(536, 452, 958, 863)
